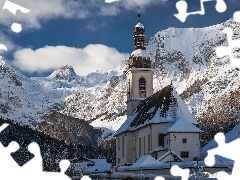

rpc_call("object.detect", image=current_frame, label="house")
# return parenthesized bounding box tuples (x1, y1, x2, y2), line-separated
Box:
(115, 14, 201, 166)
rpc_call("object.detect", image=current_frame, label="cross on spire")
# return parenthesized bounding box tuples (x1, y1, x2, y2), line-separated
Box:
(137, 6, 141, 22)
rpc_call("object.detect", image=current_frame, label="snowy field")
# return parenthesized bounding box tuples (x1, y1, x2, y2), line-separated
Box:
(90, 115, 126, 140)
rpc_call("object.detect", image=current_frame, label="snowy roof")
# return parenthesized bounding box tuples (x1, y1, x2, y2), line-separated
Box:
(89, 159, 107, 163)
(173, 88, 197, 125)
(165, 117, 201, 134)
(118, 160, 233, 171)
(115, 110, 139, 136)
(135, 22, 144, 29)
(132, 155, 162, 167)
(115, 84, 198, 136)
(70, 157, 95, 163)
(125, 68, 154, 75)
(131, 49, 150, 58)
(149, 146, 167, 154)
(157, 151, 184, 162)
(72, 161, 112, 173)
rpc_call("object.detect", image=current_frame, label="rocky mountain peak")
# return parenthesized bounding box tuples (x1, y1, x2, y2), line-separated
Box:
(49, 64, 77, 82)
(0, 58, 22, 86)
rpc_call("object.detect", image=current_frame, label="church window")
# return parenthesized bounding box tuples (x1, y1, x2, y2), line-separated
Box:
(139, 77, 146, 98)
(180, 151, 189, 158)
(128, 79, 130, 91)
(135, 138, 137, 156)
(143, 136, 145, 154)
(128, 80, 130, 99)
(139, 138, 141, 156)
(182, 138, 187, 143)
(122, 136, 124, 158)
(118, 137, 120, 150)
(148, 134, 150, 153)
(158, 134, 164, 147)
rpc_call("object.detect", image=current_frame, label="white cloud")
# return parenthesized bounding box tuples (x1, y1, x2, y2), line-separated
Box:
(13, 44, 129, 76)
(0, 0, 167, 30)
(86, 21, 107, 31)
(121, 0, 166, 9)
(100, 5, 121, 16)
(0, 0, 91, 30)
(0, 31, 17, 53)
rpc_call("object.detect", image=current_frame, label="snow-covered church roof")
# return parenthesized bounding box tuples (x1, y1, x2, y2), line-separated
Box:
(132, 155, 161, 167)
(115, 84, 199, 136)
(165, 117, 201, 134)
(157, 151, 184, 162)
(135, 22, 144, 29)
(131, 49, 150, 58)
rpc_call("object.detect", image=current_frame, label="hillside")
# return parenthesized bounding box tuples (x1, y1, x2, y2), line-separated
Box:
(37, 112, 101, 145)
(0, 117, 98, 171)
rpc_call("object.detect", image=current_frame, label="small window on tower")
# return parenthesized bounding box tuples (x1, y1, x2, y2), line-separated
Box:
(139, 77, 146, 98)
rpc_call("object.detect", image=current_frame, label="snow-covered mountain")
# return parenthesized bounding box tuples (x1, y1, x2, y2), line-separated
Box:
(1, 19, 240, 143)
(147, 19, 240, 117)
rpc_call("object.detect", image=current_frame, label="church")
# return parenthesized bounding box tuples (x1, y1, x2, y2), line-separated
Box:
(115, 14, 201, 166)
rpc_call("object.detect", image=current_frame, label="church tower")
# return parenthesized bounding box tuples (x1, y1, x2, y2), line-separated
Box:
(126, 11, 154, 117)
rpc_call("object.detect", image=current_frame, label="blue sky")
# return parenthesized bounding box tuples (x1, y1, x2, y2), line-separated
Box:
(0, 0, 240, 77)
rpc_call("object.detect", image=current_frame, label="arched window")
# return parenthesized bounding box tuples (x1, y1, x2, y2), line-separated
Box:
(139, 77, 146, 98)
(128, 79, 130, 99)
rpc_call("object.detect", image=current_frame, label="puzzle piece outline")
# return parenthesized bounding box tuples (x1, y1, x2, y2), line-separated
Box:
(0, 123, 78, 180)
(2, 0, 30, 33)
(204, 132, 240, 180)
(175, 0, 227, 23)
(0, 0, 30, 52)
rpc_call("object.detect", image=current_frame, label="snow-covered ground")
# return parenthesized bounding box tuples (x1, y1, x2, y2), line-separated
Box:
(90, 115, 126, 140)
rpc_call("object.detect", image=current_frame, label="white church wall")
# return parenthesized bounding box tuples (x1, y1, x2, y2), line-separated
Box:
(126, 132, 135, 164)
(168, 132, 200, 161)
(116, 132, 135, 166)
(151, 123, 173, 150)
(131, 70, 153, 99)
(116, 134, 122, 166)
(126, 69, 153, 116)
(134, 126, 151, 161)
(126, 70, 153, 98)
(134, 123, 173, 162)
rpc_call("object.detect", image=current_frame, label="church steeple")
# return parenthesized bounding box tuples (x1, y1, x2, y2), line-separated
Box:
(133, 9, 146, 50)
(128, 9, 152, 69)
(125, 9, 154, 117)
